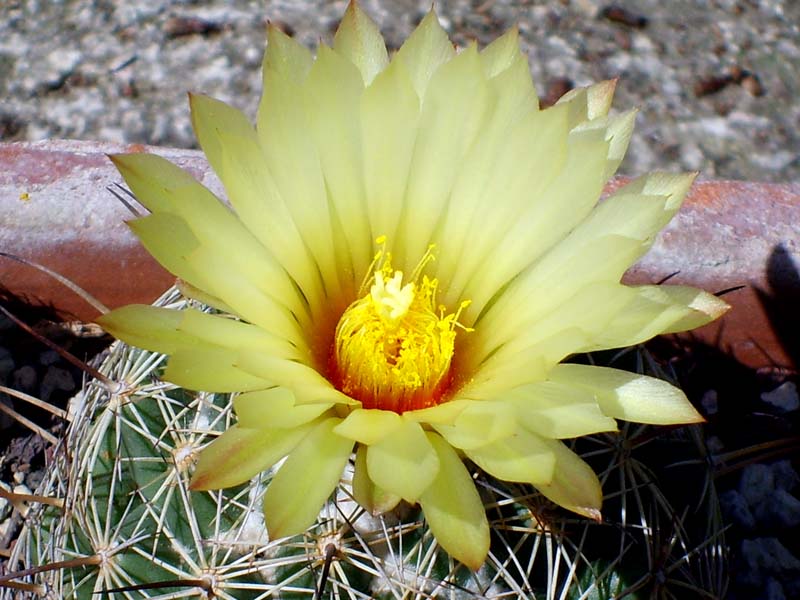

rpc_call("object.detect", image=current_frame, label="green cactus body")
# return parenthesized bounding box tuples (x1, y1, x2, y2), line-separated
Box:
(5, 290, 726, 599)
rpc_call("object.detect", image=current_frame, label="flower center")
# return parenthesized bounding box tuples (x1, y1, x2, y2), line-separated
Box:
(331, 241, 470, 414)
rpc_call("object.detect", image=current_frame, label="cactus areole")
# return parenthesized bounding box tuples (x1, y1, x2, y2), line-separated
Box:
(97, 1, 728, 569)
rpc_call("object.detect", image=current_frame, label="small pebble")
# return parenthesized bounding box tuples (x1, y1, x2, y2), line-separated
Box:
(38, 349, 61, 366)
(754, 489, 800, 529)
(773, 460, 800, 493)
(163, 16, 224, 38)
(740, 463, 774, 507)
(11, 365, 37, 395)
(720, 489, 756, 530)
(0, 481, 11, 521)
(766, 577, 787, 600)
(12, 483, 32, 517)
(701, 389, 718, 415)
(785, 577, 800, 600)
(740, 538, 800, 586)
(0, 346, 14, 380)
(760, 382, 799, 413)
(599, 5, 648, 28)
(40, 365, 75, 402)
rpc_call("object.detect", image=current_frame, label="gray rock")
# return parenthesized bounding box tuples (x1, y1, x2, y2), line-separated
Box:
(765, 577, 786, 600)
(753, 489, 800, 529)
(38, 349, 61, 367)
(773, 460, 800, 493)
(741, 463, 775, 507)
(761, 382, 800, 413)
(784, 577, 800, 600)
(0, 346, 14, 382)
(701, 389, 718, 415)
(720, 489, 757, 531)
(11, 365, 37, 395)
(740, 538, 800, 585)
(39, 366, 75, 402)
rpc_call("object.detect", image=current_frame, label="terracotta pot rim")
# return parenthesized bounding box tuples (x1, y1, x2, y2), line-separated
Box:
(1, 139, 799, 371)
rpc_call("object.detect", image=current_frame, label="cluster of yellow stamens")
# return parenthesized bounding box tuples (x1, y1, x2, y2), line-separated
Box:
(331, 239, 470, 414)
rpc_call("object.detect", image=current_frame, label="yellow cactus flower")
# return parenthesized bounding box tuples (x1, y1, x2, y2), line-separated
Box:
(97, 1, 728, 570)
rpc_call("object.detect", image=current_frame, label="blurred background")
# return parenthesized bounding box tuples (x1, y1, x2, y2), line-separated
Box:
(1, 0, 798, 183)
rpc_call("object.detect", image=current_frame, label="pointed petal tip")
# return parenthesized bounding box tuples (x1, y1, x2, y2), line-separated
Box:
(694, 290, 731, 321)
(582, 507, 603, 522)
(188, 471, 215, 492)
(461, 554, 488, 572)
(107, 152, 129, 168)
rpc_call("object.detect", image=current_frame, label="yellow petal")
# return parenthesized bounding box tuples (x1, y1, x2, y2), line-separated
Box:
(112, 153, 306, 324)
(165, 348, 272, 392)
(366, 420, 439, 502)
(234, 387, 333, 429)
(433, 399, 516, 450)
(190, 423, 311, 490)
(438, 101, 567, 306)
(234, 351, 355, 406)
(333, 409, 403, 445)
(466, 237, 642, 375)
(189, 93, 325, 319)
(653, 285, 730, 333)
(126, 213, 207, 291)
(573, 108, 637, 179)
(263, 418, 354, 539)
(589, 285, 728, 350)
(182, 244, 304, 344)
(556, 79, 617, 125)
(464, 427, 555, 485)
(352, 444, 401, 515)
(398, 44, 489, 268)
(262, 24, 313, 83)
(548, 364, 705, 425)
(458, 353, 549, 402)
(393, 9, 455, 99)
(534, 439, 603, 520)
(305, 46, 371, 282)
(460, 126, 610, 323)
(479, 26, 524, 78)
(96, 304, 185, 355)
(177, 308, 302, 359)
(419, 432, 490, 570)
(578, 172, 696, 248)
(256, 68, 346, 305)
(506, 381, 618, 439)
(333, 1, 388, 85)
(176, 280, 234, 314)
(361, 58, 420, 245)
(402, 399, 473, 425)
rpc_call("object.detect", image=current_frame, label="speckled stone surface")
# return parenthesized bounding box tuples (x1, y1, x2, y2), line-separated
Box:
(0, 0, 798, 182)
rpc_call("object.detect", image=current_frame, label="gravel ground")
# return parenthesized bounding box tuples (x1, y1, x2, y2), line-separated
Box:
(0, 0, 799, 183)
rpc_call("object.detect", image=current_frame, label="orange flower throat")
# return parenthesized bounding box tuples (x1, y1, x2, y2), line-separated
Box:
(330, 242, 470, 414)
